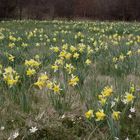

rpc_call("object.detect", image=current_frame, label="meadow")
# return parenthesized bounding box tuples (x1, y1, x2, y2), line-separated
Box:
(0, 20, 140, 140)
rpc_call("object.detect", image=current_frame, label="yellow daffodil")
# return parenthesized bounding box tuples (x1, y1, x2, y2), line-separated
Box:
(26, 68, 36, 77)
(119, 54, 125, 61)
(73, 52, 79, 59)
(50, 47, 60, 53)
(8, 43, 15, 48)
(34, 73, 49, 89)
(85, 110, 94, 119)
(8, 54, 15, 62)
(59, 51, 67, 58)
(95, 109, 106, 121)
(70, 45, 77, 52)
(65, 63, 75, 74)
(124, 92, 135, 103)
(46, 81, 53, 90)
(85, 59, 91, 65)
(52, 83, 62, 93)
(99, 97, 107, 106)
(101, 86, 113, 97)
(3, 67, 19, 87)
(69, 75, 79, 86)
(127, 51, 132, 56)
(25, 59, 40, 68)
(51, 64, 59, 72)
(112, 110, 121, 121)
(65, 53, 72, 60)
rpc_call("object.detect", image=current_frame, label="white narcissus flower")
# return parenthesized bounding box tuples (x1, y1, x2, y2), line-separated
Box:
(128, 114, 132, 119)
(111, 101, 116, 108)
(8, 137, 12, 140)
(114, 137, 119, 140)
(61, 114, 65, 119)
(13, 132, 19, 139)
(130, 107, 135, 113)
(0, 126, 5, 130)
(29, 126, 38, 133)
(122, 99, 127, 104)
(125, 137, 129, 140)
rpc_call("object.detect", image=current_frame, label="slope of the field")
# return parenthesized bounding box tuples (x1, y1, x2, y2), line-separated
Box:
(0, 20, 140, 140)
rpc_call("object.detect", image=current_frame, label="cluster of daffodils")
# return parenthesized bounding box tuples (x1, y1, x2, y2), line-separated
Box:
(68, 74, 79, 87)
(85, 86, 115, 121)
(85, 84, 136, 138)
(85, 84, 137, 138)
(33, 43, 93, 94)
(112, 48, 140, 70)
(34, 73, 62, 93)
(3, 67, 19, 87)
(98, 86, 113, 106)
(34, 73, 49, 89)
(25, 59, 41, 77)
(85, 109, 106, 121)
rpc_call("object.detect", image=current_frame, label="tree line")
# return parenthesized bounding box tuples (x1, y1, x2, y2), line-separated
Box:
(0, 0, 140, 21)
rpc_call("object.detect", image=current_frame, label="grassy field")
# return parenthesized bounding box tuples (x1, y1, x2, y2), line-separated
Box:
(0, 20, 140, 140)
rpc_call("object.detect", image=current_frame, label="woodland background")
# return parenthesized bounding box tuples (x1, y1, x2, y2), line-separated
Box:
(0, 0, 140, 21)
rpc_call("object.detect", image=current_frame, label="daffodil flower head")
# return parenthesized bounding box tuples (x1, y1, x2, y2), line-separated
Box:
(85, 109, 94, 119)
(95, 109, 106, 121)
(112, 110, 121, 121)
(124, 92, 135, 103)
(69, 74, 79, 87)
(101, 86, 113, 98)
